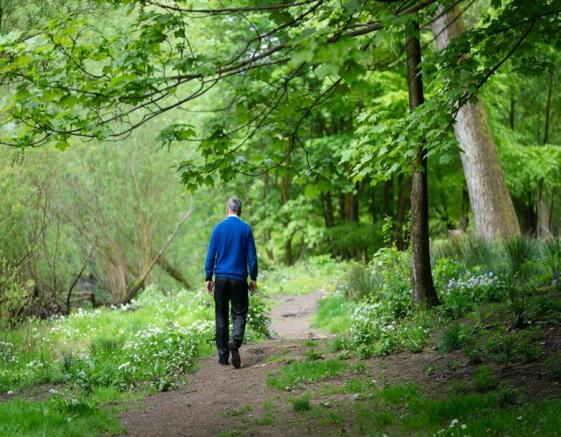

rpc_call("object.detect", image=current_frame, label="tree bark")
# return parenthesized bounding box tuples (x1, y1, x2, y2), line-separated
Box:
(322, 191, 336, 227)
(383, 179, 393, 217)
(537, 178, 552, 237)
(263, 169, 274, 260)
(280, 146, 294, 265)
(394, 174, 410, 250)
(431, 7, 521, 240)
(406, 21, 439, 307)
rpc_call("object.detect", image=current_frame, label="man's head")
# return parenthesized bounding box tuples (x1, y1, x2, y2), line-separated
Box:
(226, 197, 242, 216)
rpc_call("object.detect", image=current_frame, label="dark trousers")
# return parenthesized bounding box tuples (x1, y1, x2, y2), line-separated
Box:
(214, 278, 249, 359)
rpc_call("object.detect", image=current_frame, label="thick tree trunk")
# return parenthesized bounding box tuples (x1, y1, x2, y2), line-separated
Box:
(406, 22, 439, 307)
(431, 7, 521, 240)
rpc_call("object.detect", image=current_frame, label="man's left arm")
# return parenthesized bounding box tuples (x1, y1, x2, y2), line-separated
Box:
(247, 226, 258, 294)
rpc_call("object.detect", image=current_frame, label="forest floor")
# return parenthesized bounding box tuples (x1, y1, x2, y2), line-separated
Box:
(119, 287, 561, 437)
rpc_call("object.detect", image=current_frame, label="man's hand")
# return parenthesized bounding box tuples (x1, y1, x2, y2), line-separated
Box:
(206, 280, 214, 295)
(249, 280, 257, 296)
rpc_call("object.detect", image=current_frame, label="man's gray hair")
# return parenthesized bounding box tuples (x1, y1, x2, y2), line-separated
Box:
(227, 197, 242, 215)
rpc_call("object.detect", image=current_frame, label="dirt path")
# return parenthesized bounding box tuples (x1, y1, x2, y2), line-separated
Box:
(120, 291, 329, 436)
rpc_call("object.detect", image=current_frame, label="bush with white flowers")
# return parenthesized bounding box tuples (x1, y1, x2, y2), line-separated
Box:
(121, 320, 214, 391)
(439, 272, 508, 319)
(350, 301, 432, 357)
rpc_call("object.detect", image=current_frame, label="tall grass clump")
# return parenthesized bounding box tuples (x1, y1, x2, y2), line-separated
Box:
(542, 238, 561, 288)
(502, 237, 538, 280)
(344, 262, 379, 300)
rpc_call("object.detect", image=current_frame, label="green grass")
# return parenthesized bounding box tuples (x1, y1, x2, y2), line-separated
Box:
(266, 358, 351, 391)
(291, 393, 311, 412)
(313, 291, 354, 334)
(339, 382, 561, 436)
(0, 396, 124, 437)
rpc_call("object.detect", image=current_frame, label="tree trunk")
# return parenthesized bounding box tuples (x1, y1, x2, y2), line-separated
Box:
(431, 7, 521, 240)
(537, 178, 552, 237)
(263, 170, 274, 260)
(394, 174, 410, 250)
(383, 179, 393, 217)
(280, 146, 294, 265)
(322, 191, 335, 227)
(406, 21, 439, 307)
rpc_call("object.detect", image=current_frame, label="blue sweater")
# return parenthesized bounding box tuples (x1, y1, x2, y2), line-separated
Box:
(205, 216, 258, 282)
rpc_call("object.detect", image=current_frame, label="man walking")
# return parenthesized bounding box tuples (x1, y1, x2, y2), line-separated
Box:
(205, 197, 258, 369)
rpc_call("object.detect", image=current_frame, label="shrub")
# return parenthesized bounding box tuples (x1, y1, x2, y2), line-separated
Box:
(432, 257, 463, 291)
(439, 323, 472, 353)
(467, 329, 543, 365)
(247, 293, 271, 338)
(349, 302, 432, 357)
(545, 352, 561, 380)
(292, 393, 311, 412)
(438, 273, 508, 319)
(474, 365, 498, 392)
(0, 256, 34, 328)
(120, 321, 214, 391)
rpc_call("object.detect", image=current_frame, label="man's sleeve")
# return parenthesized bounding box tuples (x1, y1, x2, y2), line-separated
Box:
(247, 226, 258, 281)
(204, 227, 217, 281)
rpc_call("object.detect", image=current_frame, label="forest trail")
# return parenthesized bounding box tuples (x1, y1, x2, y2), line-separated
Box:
(120, 290, 330, 436)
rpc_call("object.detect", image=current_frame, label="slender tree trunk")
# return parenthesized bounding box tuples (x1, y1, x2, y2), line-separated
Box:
(263, 170, 274, 260)
(406, 21, 439, 307)
(322, 191, 335, 227)
(280, 145, 293, 265)
(537, 178, 552, 237)
(383, 179, 393, 217)
(431, 7, 521, 240)
(549, 188, 555, 231)
(394, 174, 410, 250)
(338, 192, 345, 223)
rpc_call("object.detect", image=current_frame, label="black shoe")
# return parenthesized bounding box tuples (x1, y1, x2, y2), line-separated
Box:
(229, 341, 241, 369)
(218, 359, 229, 366)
